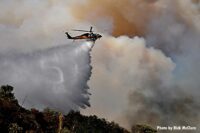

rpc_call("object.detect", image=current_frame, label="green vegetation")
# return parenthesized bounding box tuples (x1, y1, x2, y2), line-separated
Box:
(0, 85, 156, 133)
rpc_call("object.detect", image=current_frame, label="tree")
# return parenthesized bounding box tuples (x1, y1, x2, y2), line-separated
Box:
(0, 85, 15, 101)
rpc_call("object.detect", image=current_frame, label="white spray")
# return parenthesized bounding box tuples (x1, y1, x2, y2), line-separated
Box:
(0, 41, 94, 113)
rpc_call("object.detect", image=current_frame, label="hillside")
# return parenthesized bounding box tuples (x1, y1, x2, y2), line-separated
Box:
(0, 85, 156, 133)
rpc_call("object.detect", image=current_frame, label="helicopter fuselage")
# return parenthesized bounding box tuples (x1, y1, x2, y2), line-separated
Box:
(65, 27, 102, 42)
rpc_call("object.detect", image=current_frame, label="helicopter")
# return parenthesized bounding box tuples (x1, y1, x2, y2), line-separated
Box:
(65, 27, 102, 42)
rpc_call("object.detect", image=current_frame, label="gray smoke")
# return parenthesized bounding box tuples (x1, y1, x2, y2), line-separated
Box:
(0, 42, 93, 112)
(126, 0, 200, 129)
(80, 0, 200, 131)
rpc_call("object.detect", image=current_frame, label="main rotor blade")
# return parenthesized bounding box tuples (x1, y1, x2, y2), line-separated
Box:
(72, 29, 91, 32)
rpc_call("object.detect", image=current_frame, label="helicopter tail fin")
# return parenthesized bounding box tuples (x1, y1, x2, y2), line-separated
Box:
(90, 27, 93, 32)
(65, 32, 73, 39)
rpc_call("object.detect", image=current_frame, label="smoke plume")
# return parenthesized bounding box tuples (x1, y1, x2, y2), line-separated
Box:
(80, 0, 200, 131)
(72, 0, 159, 36)
(1, 0, 200, 132)
(82, 35, 176, 128)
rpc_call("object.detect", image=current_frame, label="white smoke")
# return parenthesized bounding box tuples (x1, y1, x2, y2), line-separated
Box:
(0, 0, 80, 53)
(82, 35, 176, 128)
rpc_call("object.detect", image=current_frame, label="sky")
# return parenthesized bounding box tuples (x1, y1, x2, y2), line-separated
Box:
(0, 0, 200, 131)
